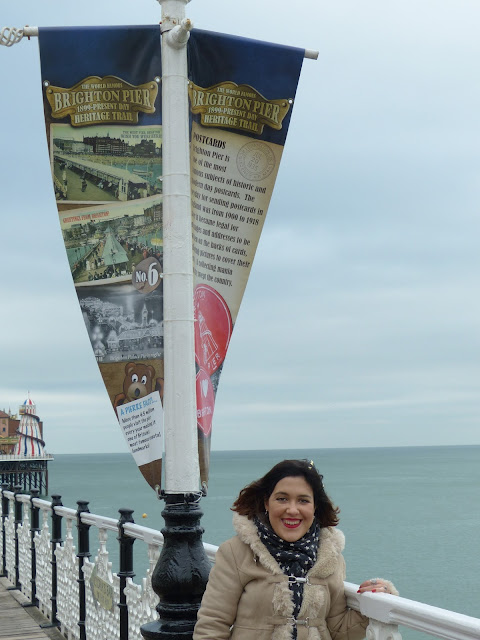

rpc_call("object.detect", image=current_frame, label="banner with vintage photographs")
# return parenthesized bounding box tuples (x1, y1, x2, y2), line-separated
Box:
(38, 26, 164, 489)
(38, 26, 304, 491)
(188, 31, 305, 485)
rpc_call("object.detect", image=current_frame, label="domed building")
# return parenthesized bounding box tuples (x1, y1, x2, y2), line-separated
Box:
(16, 396, 46, 457)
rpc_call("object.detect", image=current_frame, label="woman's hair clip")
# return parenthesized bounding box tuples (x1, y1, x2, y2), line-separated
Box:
(302, 459, 324, 486)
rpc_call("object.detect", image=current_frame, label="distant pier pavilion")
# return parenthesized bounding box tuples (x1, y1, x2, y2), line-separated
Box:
(0, 396, 53, 494)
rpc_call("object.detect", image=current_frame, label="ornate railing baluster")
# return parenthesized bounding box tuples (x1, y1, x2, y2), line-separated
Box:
(17, 493, 32, 600)
(76, 500, 91, 640)
(124, 527, 161, 637)
(54, 507, 79, 639)
(367, 619, 403, 640)
(35, 500, 53, 618)
(40, 494, 63, 628)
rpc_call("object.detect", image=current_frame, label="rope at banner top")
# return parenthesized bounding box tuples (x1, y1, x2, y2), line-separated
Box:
(0, 26, 38, 46)
(0, 24, 318, 58)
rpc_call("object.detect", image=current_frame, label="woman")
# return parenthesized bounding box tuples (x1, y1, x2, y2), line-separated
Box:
(194, 459, 397, 640)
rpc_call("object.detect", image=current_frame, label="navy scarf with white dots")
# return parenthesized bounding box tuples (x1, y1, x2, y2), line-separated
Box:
(254, 517, 320, 624)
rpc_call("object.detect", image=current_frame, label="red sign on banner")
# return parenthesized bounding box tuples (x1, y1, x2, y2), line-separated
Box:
(194, 284, 232, 374)
(195, 368, 215, 437)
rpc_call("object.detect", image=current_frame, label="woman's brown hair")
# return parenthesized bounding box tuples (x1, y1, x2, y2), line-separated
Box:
(231, 459, 340, 528)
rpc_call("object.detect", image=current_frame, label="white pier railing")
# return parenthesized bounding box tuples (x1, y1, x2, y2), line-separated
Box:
(1, 488, 479, 640)
(0, 454, 54, 461)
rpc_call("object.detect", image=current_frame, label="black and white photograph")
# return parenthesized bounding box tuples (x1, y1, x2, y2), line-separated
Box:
(77, 282, 163, 363)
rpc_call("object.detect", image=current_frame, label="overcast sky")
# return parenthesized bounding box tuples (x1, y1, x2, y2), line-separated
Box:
(1, 0, 479, 455)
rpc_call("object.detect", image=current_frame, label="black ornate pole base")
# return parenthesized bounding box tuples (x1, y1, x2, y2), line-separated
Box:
(140, 493, 211, 640)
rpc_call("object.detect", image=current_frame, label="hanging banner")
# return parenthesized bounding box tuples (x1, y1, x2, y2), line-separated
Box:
(37, 26, 305, 491)
(38, 26, 164, 489)
(187, 31, 305, 485)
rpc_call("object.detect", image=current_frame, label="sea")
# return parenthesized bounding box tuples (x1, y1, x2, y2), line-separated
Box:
(47, 445, 480, 640)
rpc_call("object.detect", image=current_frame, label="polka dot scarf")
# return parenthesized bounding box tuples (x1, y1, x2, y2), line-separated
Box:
(254, 517, 320, 635)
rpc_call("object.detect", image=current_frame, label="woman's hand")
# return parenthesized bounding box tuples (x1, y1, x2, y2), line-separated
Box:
(357, 578, 395, 594)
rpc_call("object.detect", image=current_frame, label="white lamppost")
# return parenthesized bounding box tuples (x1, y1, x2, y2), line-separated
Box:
(140, 3, 211, 638)
(158, 0, 199, 495)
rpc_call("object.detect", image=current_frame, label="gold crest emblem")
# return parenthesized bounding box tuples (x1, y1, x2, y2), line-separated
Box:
(44, 75, 159, 127)
(188, 81, 292, 135)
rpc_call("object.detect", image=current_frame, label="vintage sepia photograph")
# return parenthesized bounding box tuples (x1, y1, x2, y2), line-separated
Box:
(60, 196, 163, 284)
(50, 123, 163, 203)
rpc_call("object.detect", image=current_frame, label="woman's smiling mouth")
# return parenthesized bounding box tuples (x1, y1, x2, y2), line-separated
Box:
(282, 519, 301, 528)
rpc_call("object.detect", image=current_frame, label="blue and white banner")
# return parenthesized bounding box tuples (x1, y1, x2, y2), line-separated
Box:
(38, 26, 164, 489)
(187, 30, 304, 484)
(37, 25, 305, 489)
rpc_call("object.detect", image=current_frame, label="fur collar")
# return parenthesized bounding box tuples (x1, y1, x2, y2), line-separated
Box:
(233, 513, 345, 579)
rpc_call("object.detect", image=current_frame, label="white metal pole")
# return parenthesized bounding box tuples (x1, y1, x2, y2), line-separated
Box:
(158, 0, 199, 493)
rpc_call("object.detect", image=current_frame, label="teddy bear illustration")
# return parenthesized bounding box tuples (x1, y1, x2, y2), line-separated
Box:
(113, 362, 164, 409)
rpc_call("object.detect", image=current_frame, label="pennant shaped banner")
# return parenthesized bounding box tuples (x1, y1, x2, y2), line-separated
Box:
(187, 31, 305, 485)
(38, 26, 164, 489)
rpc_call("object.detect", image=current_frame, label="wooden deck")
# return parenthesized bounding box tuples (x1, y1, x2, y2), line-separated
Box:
(0, 578, 64, 640)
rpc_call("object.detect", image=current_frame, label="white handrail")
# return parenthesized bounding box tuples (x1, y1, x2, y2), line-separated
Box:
(79, 512, 118, 532)
(121, 520, 218, 562)
(0, 454, 54, 461)
(31, 497, 52, 511)
(54, 506, 77, 519)
(345, 583, 480, 640)
(123, 521, 164, 546)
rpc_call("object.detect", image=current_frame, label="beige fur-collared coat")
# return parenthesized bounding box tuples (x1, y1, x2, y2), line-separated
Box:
(193, 513, 370, 640)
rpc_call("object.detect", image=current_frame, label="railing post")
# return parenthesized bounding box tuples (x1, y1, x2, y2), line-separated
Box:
(76, 500, 91, 640)
(118, 508, 135, 640)
(25, 489, 40, 607)
(366, 619, 403, 640)
(51, 494, 63, 625)
(0, 483, 9, 577)
(41, 494, 63, 628)
(12, 485, 22, 589)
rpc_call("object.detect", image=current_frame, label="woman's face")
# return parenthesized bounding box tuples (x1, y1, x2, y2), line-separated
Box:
(264, 475, 315, 542)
